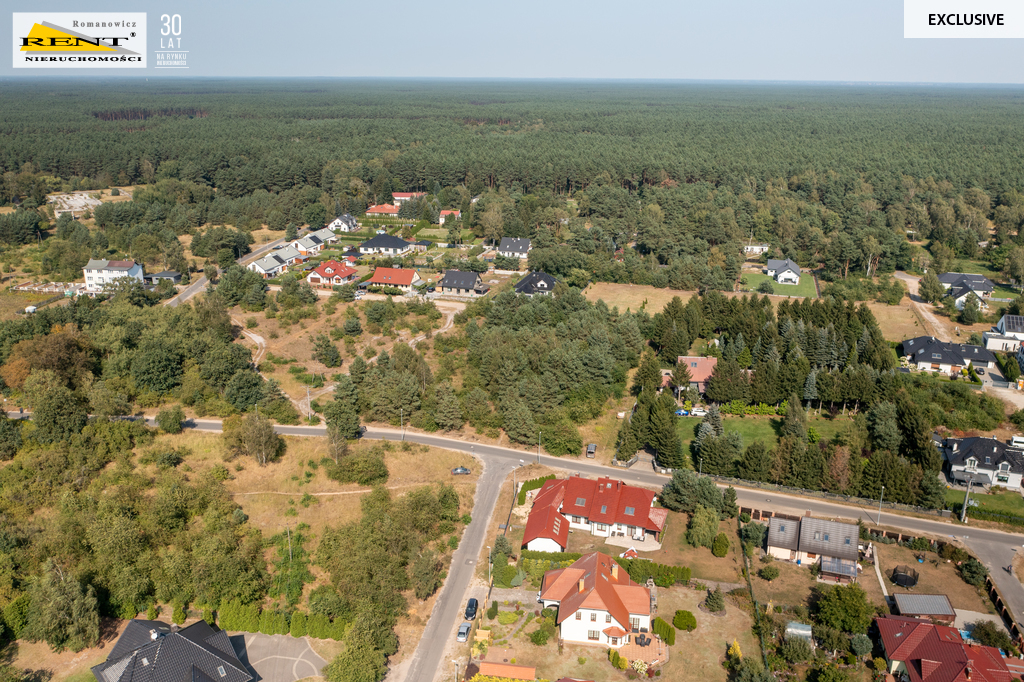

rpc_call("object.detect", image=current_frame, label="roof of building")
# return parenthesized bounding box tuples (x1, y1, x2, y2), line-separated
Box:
(893, 594, 956, 617)
(1002, 314, 1024, 334)
(392, 192, 425, 199)
(330, 214, 357, 225)
(819, 556, 859, 578)
(91, 620, 251, 682)
(149, 270, 180, 279)
(540, 552, 650, 627)
(360, 234, 411, 251)
(515, 271, 557, 296)
(900, 336, 997, 367)
(876, 616, 1010, 682)
(370, 267, 419, 287)
(948, 286, 985, 304)
(439, 269, 483, 290)
(767, 258, 801, 275)
(675, 356, 718, 383)
(365, 203, 399, 214)
(478, 661, 536, 680)
(798, 517, 859, 561)
(523, 477, 664, 550)
(413, 239, 433, 247)
(310, 260, 357, 281)
(86, 258, 138, 271)
(440, 209, 461, 216)
(250, 253, 287, 272)
(499, 237, 532, 255)
(943, 436, 1024, 475)
(294, 235, 324, 250)
(938, 272, 995, 292)
(768, 516, 800, 551)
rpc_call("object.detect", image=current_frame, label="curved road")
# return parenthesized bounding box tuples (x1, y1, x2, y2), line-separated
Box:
(164, 236, 287, 308)
(169, 419, 1024, 682)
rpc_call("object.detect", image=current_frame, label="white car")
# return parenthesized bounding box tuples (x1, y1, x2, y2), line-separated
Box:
(691, 408, 707, 417)
(456, 622, 471, 642)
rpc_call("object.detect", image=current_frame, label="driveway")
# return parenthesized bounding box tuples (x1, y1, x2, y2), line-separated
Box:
(894, 271, 948, 339)
(229, 633, 327, 682)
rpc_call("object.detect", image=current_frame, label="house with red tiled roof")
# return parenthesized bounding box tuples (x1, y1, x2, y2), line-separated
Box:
(478, 661, 536, 680)
(674, 356, 718, 394)
(392, 192, 425, 205)
(540, 552, 651, 649)
(522, 477, 667, 552)
(439, 209, 461, 225)
(368, 267, 422, 291)
(306, 260, 357, 289)
(877, 616, 1012, 682)
(366, 204, 400, 216)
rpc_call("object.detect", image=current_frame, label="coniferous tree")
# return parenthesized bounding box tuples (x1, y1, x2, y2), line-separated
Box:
(651, 403, 684, 468)
(632, 350, 662, 396)
(781, 394, 807, 442)
(919, 270, 945, 304)
(738, 440, 772, 482)
(867, 401, 901, 453)
(615, 418, 639, 461)
(433, 382, 463, 431)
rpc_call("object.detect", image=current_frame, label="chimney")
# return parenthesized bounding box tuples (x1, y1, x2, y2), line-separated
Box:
(578, 578, 585, 593)
(612, 564, 619, 579)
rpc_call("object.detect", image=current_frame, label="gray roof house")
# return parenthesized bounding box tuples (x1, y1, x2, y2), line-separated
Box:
(91, 619, 252, 682)
(997, 314, 1024, 339)
(767, 516, 859, 582)
(937, 272, 994, 294)
(497, 237, 531, 258)
(439, 270, 488, 296)
(359, 234, 412, 255)
(942, 436, 1024, 488)
(767, 517, 800, 553)
(891, 593, 956, 624)
(765, 258, 801, 284)
(899, 336, 996, 370)
(514, 271, 557, 296)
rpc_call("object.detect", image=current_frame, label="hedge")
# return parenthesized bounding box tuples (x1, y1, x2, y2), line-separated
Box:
(614, 558, 691, 587)
(217, 600, 345, 640)
(652, 616, 676, 645)
(518, 475, 556, 505)
(520, 550, 583, 562)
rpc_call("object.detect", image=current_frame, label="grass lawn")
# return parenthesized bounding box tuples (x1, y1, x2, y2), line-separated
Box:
(583, 282, 694, 314)
(866, 302, 925, 341)
(676, 414, 849, 454)
(657, 584, 758, 682)
(873, 543, 992, 612)
(955, 260, 1004, 281)
(945, 488, 1024, 516)
(993, 284, 1019, 299)
(749, 557, 817, 609)
(739, 272, 817, 299)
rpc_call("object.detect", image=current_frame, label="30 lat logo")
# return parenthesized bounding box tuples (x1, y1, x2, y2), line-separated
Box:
(12, 13, 147, 68)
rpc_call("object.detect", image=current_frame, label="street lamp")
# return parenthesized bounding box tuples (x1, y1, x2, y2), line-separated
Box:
(452, 659, 460, 682)
(877, 485, 885, 525)
(486, 546, 492, 585)
(401, 407, 405, 441)
(537, 430, 542, 464)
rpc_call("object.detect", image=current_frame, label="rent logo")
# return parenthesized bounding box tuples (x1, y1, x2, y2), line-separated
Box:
(12, 13, 146, 68)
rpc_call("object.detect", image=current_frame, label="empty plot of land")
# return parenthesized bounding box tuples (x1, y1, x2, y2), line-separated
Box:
(865, 302, 924, 341)
(583, 282, 693, 313)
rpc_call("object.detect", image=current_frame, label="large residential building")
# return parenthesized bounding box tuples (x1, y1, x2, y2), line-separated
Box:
(899, 336, 996, 374)
(91, 619, 252, 682)
(439, 209, 461, 225)
(83, 259, 145, 294)
(766, 516, 859, 583)
(988, 315, 1024, 352)
(327, 214, 359, 232)
(539, 552, 651, 649)
(365, 204, 400, 217)
(877, 616, 1010, 682)
(765, 259, 800, 285)
(438, 270, 488, 296)
(497, 237, 531, 259)
(392, 192, 425, 205)
(522, 476, 667, 552)
(368, 267, 422, 291)
(996, 314, 1024, 340)
(306, 260, 358, 289)
(938, 272, 994, 298)
(941, 435, 1024, 488)
(359, 234, 412, 256)
(514, 271, 557, 297)
(674, 356, 718, 394)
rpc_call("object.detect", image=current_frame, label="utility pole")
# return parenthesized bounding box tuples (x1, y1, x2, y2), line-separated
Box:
(306, 385, 311, 421)
(961, 476, 974, 523)
(877, 485, 885, 525)
(401, 407, 405, 441)
(537, 430, 541, 464)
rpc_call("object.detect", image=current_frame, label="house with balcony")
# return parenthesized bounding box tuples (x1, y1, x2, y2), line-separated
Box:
(83, 259, 145, 295)
(766, 516, 859, 583)
(942, 435, 1024, 489)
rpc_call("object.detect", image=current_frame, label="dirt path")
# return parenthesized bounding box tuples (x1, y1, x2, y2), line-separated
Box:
(895, 271, 948, 339)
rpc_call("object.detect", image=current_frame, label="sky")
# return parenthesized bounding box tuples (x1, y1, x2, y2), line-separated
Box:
(3, 0, 1024, 82)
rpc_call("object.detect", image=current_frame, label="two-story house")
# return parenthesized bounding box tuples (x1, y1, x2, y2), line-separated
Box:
(942, 436, 1024, 489)
(766, 516, 859, 583)
(83, 259, 145, 294)
(368, 266, 422, 292)
(899, 336, 996, 374)
(327, 214, 359, 232)
(539, 552, 651, 649)
(438, 270, 488, 296)
(497, 237, 531, 260)
(522, 477, 667, 552)
(306, 260, 358, 289)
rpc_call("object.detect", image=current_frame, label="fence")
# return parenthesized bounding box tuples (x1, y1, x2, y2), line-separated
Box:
(610, 455, 639, 468)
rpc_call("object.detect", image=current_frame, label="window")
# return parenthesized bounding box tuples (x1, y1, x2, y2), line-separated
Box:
(591, 612, 597, 621)
(814, 531, 821, 541)
(141, 658, 149, 666)
(217, 667, 227, 678)
(611, 637, 619, 645)
(779, 524, 786, 532)
(553, 520, 561, 533)
(823, 533, 830, 542)
(631, 617, 640, 631)
(600, 505, 608, 514)
(691, 362, 697, 368)
(845, 537, 851, 545)
(576, 612, 582, 620)
(986, 457, 992, 465)
(596, 524, 607, 531)
(576, 497, 586, 506)
(588, 630, 600, 641)
(572, 516, 582, 523)
(624, 506, 635, 516)
(932, 353, 942, 359)
(606, 614, 612, 623)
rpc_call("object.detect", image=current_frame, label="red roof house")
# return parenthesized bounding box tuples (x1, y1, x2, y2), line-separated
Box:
(522, 477, 666, 552)
(366, 204, 399, 216)
(305, 260, 357, 289)
(439, 209, 461, 225)
(478, 662, 536, 680)
(540, 552, 651, 648)
(877, 616, 1011, 682)
(368, 267, 422, 291)
(675, 356, 719, 393)
(392, 192, 426, 204)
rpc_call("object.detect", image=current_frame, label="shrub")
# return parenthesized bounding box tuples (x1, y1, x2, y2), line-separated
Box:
(146, 603, 159, 620)
(487, 601, 499, 620)
(850, 633, 872, 657)
(652, 617, 676, 645)
(578, 657, 587, 665)
(758, 565, 780, 582)
(156, 405, 185, 434)
(497, 611, 520, 625)
(290, 611, 307, 637)
(739, 512, 751, 523)
(518, 475, 556, 505)
(781, 636, 812, 663)
(617, 655, 629, 670)
(172, 600, 187, 625)
(673, 610, 697, 632)
(970, 620, 1018, 654)
(705, 586, 725, 612)
(530, 628, 551, 645)
(712, 532, 730, 557)
(959, 558, 988, 587)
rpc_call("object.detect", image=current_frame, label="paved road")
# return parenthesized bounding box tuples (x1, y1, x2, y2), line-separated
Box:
(164, 236, 286, 308)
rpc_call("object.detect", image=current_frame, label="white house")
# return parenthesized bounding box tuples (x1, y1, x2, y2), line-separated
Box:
(766, 259, 801, 285)
(938, 272, 994, 298)
(521, 477, 667, 552)
(392, 192, 425, 205)
(306, 260, 357, 289)
(942, 436, 1024, 489)
(982, 331, 1022, 353)
(327, 215, 358, 232)
(247, 245, 304, 278)
(899, 336, 996, 374)
(290, 234, 325, 256)
(308, 226, 340, 245)
(497, 237, 531, 259)
(997, 314, 1024, 341)
(744, 243, 770, 256)
(83, 259, 145, 295)
(539, 552, 651, 649)
(439, 210, 461, 225)
(514, 271, 557, 297)
(359, 234, 412, 256)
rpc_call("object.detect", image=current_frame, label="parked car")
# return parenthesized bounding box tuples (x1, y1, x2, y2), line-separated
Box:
(674, 409, 689, 416)
(427, 286, 436, 293)
(465, 598, 478, 620)
(456, 622, 471, 642)
(451, 466, 471, 475)
(691, 408, 707, 417)
(976, 368, 986, 375)
(586, 443, 597, 458)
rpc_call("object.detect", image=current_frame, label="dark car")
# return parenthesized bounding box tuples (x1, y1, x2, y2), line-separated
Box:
(976, 368, 986, 375)
(465, 598, 478, 620)
(451, 466, 471, 475)
(427, 286, 436, 293)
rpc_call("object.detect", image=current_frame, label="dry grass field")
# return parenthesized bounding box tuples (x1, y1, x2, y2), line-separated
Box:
(750, 557, 817, 609)
(873, 543, 991, 612)
(866, 302, 924, 341)
(583, 282, 693, 314)
(0, 291, 55, 321)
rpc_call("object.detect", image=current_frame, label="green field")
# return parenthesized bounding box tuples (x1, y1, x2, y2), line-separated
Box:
(945, 488, 1024, 515)
(676, 413, 848, 454)
(740, 272, 817, 298)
